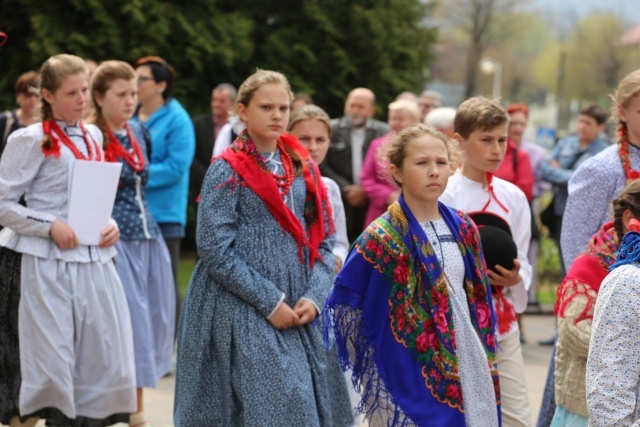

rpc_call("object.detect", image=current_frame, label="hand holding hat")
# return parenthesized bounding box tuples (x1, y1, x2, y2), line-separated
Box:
(469, 211, 521, 286)
(487, 259, 522, 287)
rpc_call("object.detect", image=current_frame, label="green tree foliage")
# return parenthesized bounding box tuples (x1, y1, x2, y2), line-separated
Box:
(0, 0, 254, 112)
(561, 13, 637, 103)
(530, 12, 640, 125)
(0, 0, 436, 118)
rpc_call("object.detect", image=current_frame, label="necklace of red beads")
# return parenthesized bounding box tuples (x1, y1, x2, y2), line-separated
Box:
(618, 123, 640, 182)
(271, 140, 295, 197)
(43, 120, 103, 161)
(104, 123, 146, 172)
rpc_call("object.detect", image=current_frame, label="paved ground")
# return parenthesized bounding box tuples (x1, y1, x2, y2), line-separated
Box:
(140, 312, 555, 426)
(33, 312, 556, 427)
(520, 311, 556, 425)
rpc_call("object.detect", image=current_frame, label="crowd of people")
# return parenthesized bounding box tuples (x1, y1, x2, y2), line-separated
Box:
(1, 53, 640, 427)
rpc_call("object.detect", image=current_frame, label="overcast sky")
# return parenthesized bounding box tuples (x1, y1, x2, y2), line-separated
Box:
(531, 0, 640, 24)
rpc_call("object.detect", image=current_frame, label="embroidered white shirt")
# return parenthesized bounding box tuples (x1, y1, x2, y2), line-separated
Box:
(439, 170, 532, 341)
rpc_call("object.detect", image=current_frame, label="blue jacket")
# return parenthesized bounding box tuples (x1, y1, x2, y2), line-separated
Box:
(540, 135, 609, 215)
(133, 98, 195, 227)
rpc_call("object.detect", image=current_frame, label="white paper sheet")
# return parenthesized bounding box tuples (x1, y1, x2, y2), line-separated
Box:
(67, 160, 122, 245)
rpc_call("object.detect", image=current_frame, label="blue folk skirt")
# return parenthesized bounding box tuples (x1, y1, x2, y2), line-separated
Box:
(114, 236, 176, 387)
(550, 405, 588, 427)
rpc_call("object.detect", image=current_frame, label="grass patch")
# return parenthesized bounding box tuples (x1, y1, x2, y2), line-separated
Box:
(178, 255, 197, 298)
(536, 281, 558, 305)
(534, 235, 564, 305)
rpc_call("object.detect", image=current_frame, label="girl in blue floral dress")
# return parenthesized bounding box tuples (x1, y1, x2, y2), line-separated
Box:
(323, 124, 501, 426)
(174, 70, 352, 427)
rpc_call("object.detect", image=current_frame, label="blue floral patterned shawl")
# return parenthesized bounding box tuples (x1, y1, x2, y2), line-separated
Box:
(322, 196, 500, 426)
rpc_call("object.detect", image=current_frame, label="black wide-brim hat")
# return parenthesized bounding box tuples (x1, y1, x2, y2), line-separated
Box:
(469, 212, 517, 272)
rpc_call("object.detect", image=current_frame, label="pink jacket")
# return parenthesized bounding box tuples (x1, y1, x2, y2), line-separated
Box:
(361, 135, 399, 226)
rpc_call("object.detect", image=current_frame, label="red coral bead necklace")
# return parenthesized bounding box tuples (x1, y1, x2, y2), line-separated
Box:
(272, 140, 295, 197)
(105, 123, 146, 172)
(46, 119, 103, 161)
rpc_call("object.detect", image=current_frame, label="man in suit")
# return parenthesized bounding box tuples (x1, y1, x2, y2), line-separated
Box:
(321, 87, 389, 241)
(190, 83, 236, 199)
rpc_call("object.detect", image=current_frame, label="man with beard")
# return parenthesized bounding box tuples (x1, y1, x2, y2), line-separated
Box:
(321, 88, 388, 241)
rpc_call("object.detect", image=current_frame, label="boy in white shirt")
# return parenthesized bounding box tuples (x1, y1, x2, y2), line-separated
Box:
(439, 97, 532, 427)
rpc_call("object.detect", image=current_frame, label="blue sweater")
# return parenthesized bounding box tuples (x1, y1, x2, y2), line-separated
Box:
(133, 98, 195, 227)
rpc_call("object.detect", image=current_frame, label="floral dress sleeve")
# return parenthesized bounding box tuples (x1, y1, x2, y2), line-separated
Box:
(196, 159, 285, 318)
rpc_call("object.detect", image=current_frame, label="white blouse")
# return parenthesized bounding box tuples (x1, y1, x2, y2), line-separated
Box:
(0, 121, 116, 263)
(421, 218, 498, 427)
(322, 177, 348, 264)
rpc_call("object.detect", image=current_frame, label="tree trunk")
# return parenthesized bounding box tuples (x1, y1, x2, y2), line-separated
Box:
(464, 44, 483, 99)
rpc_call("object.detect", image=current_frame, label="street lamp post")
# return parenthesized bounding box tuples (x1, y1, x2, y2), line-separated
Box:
(479, 57, 502, 99)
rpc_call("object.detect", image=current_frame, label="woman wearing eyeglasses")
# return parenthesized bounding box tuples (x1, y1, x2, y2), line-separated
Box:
(132, 56, 195, 331)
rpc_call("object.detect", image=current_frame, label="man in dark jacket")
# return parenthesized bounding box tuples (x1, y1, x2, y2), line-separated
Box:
(321, 88, 388, 241)
(190, 83, 236, 199)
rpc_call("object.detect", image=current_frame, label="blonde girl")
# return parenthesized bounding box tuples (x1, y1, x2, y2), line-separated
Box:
(287, 104, 356, 424)
(288, 105, 349, 269)
(0, 54, 135, 426)
(323, 123, 500, 426)
(174, 70, 351, 426)
(562, 69, 640, 270)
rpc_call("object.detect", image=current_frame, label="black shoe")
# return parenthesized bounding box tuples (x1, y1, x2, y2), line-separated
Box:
(538, 336, 556, 346)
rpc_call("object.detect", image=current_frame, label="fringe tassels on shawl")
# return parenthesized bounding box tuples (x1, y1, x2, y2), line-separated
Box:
(321, 303, 417, 427)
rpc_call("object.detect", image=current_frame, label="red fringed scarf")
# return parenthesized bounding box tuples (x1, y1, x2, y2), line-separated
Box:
(492, 287, 517, 335)
(219, 130, 334, 268)
(555, 222, 618, 324)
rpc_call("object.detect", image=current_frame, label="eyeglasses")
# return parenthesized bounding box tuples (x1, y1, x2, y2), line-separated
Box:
(137, 76, 154, 84)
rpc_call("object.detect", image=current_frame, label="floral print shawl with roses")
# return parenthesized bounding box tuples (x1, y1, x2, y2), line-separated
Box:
(322, 196, 500, 426)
